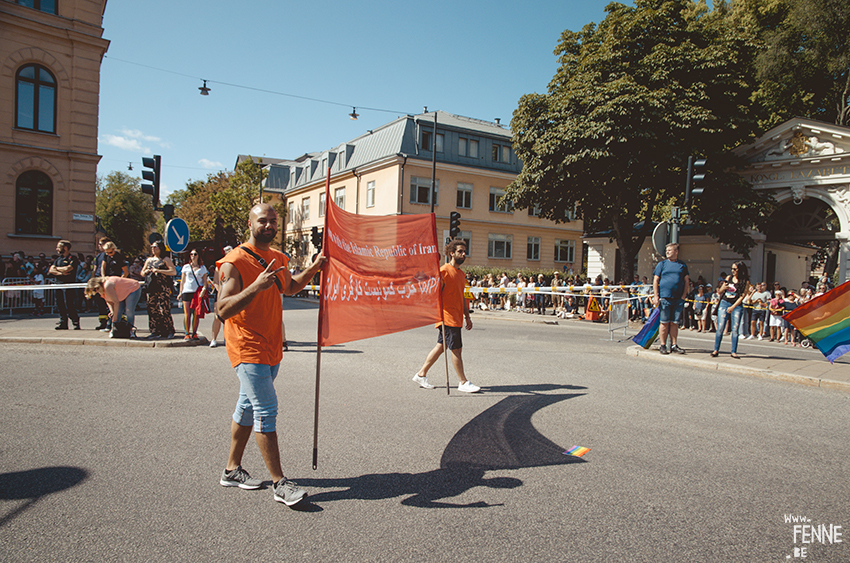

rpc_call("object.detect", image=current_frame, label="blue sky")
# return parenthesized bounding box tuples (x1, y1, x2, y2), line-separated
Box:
(97, 0, 613, 199)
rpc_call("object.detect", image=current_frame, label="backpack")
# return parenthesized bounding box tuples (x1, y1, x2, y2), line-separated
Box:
(111, 319, 133, 339)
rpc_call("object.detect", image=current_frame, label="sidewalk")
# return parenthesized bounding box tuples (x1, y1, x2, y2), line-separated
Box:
(469, 306, 850, 394)
(0, 311, 209, 348)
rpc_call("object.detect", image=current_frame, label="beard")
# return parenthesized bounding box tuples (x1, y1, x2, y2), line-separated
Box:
(454, 256, 466, 265)
(254, 227, 276, 243)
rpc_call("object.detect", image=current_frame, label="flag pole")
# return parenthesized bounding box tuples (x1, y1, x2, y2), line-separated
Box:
(442, 322, 450, 395)
(312, 165, 331, 470)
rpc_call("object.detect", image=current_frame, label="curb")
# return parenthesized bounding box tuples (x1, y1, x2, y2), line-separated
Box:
(0, 335, 209, 348)
(626, 345, 850, 394)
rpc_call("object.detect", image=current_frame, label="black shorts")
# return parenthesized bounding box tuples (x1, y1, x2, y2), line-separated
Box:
(437, 326, 463, 350)
(181, 292, 194, 302)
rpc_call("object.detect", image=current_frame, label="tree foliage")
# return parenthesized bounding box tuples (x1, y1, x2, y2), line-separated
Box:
(506, 0, 774, 282)
(172, 157, 284, 248)
(735, 0, 850, 127)
(95, 171, 156, 258)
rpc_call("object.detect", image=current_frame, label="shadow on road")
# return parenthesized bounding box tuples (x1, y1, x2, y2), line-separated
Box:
(300, 389, 586, 508)
(0, 466, 88, 526)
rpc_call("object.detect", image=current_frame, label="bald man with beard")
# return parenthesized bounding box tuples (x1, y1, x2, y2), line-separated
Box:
(215, 203, 325, 506)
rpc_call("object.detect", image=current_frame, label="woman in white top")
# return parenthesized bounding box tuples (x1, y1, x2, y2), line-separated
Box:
(179, 250, 208, 340)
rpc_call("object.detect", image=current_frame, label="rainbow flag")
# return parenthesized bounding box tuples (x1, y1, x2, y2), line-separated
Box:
(632, 307, 660, 349)
(784, 281, 850, 363)
(564, 446, 591, 457)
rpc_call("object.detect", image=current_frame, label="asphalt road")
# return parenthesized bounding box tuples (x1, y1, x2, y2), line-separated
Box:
(2, 300, 848, 562)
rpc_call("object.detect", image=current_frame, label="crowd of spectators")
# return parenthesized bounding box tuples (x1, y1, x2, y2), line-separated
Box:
(464, 270, 835, 345)
(0, 246, 839, 349)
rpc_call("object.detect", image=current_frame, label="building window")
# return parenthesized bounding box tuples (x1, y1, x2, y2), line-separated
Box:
(17, 0, 57, 14)
(300, 234, 310, 257)
(459, 138, 478, 158)
(319, 193, 326, 217)
(459, 231, 471, 255)
(491, 143, 511, 163)
(15, 170, 53, 235)
(301, 197, 310, 220)
(366, 181, 376, 208)
(422, 130, 444, 152)
(288, 202, 295, 224)
(527, 237, 540, 261)
(334, 187, 345, 209)
(16, 64, 56, 133)
(456, 183, 472, 209)
(528, 204, 542, 217)
(489, 187, 512, 213)
(555, 239, 575, 263)
(410, 176, 438, 206)
(488, 234, 512, 259)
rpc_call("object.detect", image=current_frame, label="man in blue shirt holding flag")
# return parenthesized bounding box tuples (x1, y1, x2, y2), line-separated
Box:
(652, 243, 690, 355)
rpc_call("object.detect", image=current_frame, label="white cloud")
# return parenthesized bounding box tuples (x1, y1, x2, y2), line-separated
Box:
(100, 134, 150, 154)
(199, 158, 224, 169)
(119, 128, 161, 143)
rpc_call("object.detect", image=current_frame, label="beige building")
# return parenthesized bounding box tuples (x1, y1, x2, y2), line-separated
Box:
(266, 110, 584, 273)
(0, 0, 109, 256)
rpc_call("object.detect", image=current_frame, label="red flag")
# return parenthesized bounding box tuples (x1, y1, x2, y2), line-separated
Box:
(319, 199, 442, 346)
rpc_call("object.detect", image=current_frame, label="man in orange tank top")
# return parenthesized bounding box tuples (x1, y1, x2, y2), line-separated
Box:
(413, 239, 480, 393)
(215, 203, 325, 506)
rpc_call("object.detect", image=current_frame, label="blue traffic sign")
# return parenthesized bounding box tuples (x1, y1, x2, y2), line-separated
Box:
(165, 218, 190, 253)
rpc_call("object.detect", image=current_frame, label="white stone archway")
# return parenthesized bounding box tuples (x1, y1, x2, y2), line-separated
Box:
(734, 118, 850, 283)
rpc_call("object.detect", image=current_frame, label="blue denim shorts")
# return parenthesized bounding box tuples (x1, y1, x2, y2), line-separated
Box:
(233, 363, 280, 433)
(658, 298, 684, 324)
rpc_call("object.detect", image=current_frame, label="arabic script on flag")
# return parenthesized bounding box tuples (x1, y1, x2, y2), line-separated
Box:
(319, 200, 443, 346)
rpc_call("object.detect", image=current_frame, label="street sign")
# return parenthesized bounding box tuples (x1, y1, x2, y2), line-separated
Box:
(652, 221, 669, 256)
(165, 218, 190, 253)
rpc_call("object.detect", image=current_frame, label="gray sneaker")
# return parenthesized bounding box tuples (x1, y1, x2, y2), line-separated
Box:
(659, 344, 669, 355)
(220, 466, 263, 490)
(273, 479, 307, 506)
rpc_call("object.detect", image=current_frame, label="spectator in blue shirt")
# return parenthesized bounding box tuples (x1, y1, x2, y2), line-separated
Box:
(652, 243, 690, 355)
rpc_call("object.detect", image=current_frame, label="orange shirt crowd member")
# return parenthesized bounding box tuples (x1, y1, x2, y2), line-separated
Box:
(414, 238, 480, 393)
(215, 203, 324, 507)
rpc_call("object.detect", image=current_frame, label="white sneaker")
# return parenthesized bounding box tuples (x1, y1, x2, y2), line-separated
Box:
(412, 374, 434, 389)
(757, 335, 763, 341)
(745, 335, 754, 340)
(458, 381, 481, 393)
(209, 340, 218, 348)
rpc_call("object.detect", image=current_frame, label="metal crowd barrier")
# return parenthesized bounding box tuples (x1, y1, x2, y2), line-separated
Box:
(0, 279, 88, 316)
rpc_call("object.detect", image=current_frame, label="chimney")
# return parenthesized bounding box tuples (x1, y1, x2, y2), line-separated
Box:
(495, 118, 501, 126)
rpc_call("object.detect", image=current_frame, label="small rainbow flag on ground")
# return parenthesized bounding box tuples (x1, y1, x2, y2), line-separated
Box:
(632, 307, 660, 349)
(564, 446, 591, 457)
(784, 281, 850, 363)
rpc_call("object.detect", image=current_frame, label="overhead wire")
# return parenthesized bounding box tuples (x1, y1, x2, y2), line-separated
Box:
(103, 55, 411, 115)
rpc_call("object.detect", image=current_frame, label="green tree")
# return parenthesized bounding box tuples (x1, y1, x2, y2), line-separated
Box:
(174, 157, 285, 249)
(738, 0, 850, 127)
(95, 171, 156, 258)
(506, 0, 774, 283)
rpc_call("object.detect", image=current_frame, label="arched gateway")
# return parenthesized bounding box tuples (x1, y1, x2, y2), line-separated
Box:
(734, 118, 850, 285)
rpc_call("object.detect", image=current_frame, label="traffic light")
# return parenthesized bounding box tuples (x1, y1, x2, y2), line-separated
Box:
(449, 211, 461, 239)
(141, 155, 161, 208)
(311, 226, 323, 253)
(686, 156, 707, 199)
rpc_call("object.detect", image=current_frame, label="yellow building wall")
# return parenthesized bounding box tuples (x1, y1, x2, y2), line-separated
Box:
(280, 158, 584, 271)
